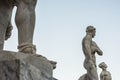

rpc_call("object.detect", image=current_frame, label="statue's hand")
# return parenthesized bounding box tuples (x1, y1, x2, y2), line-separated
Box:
(97, 50, 103, 56)
(5, 23, 13, 40)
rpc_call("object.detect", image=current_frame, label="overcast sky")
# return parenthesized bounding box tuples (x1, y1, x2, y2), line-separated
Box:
(5, 0, 120, 80)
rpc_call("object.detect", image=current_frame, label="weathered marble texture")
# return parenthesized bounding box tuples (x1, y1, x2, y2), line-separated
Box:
(0, 50, 55, 80)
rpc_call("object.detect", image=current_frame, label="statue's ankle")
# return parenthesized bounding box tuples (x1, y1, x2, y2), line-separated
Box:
(18, 43, 36, 54)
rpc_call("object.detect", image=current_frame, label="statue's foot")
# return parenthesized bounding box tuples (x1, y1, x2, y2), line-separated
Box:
(18, 43, 36, 54)
(20, 47, 36, 54)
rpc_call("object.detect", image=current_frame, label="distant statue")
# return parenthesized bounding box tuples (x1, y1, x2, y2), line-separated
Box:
(99, 62, 112, 80)
(79, 26, 103, 80)
(0, 0, 37, 54)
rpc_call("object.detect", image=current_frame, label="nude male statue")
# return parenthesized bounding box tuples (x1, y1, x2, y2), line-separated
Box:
(0, 0, 37, 54)
(99, 62, 112, 80)
(79, 26, 103, 80)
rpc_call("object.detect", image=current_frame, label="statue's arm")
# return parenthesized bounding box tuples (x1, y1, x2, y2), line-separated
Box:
(83, 38, 92, 60)
(100, 74, 104, 80)
(92, 41, 103, 55)
(108, 71, 112, 80)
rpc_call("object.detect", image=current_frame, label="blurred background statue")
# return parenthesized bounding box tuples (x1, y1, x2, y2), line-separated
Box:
(99, 62, 112, 80)
(79, 26, 103, 80)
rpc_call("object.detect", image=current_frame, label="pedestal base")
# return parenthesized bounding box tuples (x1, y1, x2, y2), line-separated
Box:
(0, 50, 53, 80)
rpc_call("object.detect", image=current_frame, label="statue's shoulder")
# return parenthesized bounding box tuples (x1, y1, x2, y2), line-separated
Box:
(91, 41, 97, 45)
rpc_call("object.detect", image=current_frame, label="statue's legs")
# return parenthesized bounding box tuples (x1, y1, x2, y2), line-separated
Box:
(84, 60, 99, 80)
(15, 0, 37, 54)
(0, 1, 13, 50)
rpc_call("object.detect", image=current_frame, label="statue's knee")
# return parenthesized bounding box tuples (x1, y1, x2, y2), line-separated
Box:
(22, 0, 37, 7)
(16, 0, 37, 9)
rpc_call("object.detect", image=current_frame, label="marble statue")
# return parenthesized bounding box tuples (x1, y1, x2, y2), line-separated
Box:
(0, 1, 58, 80)
(0, 0, 37, 54)
(99, 62, 112, 80)
(79, 26, 103, 80)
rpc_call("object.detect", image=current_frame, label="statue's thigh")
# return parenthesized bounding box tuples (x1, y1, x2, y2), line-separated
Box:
(15, 0, 37, 5)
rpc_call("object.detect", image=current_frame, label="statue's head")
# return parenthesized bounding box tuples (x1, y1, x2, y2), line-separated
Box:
(99, 62, 108, 69)
(86, 25, 96, 38)
(49, 60, 57, 70)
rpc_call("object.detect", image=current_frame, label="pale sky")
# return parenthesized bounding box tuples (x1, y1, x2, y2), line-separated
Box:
(4, 0, 120, 80)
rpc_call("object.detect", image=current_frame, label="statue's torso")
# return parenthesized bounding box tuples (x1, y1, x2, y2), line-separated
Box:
(101, 71, 112, 80)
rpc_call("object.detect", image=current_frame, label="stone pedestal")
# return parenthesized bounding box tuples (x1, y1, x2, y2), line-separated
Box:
(0, 50, 54, 80)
